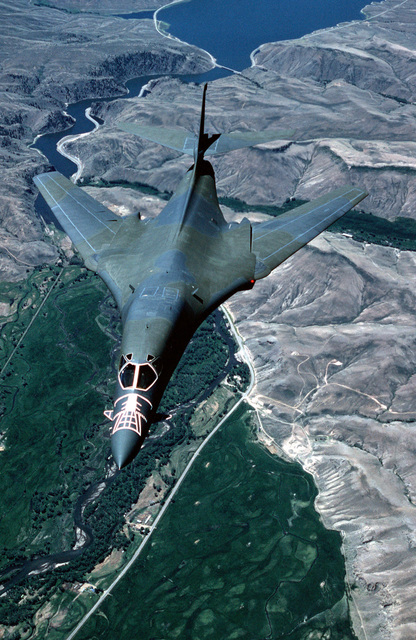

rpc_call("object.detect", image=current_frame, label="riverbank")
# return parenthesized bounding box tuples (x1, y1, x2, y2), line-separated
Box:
(56, 109, 100, 182)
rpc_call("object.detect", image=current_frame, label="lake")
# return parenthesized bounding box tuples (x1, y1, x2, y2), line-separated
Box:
(158, 0, 370, 70)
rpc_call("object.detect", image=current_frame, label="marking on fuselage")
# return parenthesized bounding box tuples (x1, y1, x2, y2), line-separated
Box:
(138, 286, 179, 301)
(114, 393, 153, 409)
(110, 393, 153, 436)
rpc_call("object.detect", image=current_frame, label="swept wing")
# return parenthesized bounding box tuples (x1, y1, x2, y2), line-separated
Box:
(34, 172, 121, 270)
(252, 186, 368, 279)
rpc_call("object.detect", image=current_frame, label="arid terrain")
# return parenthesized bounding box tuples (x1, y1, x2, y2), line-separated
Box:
(227, 234, 416, 640)
(2, 0, 416, 638)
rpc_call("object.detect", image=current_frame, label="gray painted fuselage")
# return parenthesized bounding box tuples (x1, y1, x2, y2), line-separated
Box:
(109, 159, 255, 467)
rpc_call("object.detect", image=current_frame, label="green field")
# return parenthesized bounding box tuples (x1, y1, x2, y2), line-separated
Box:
(329, 210, 416, 250)
(69, 406, 355, 640)
(0, 266, 114, 564)
(0, 266, 355, 639)
(0, 265, 241, 630)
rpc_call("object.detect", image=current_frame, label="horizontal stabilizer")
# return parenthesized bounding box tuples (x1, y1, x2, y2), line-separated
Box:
(118, 122, 294, 157)
(118, 123, 198, 156)
(204, 129, 295, 155)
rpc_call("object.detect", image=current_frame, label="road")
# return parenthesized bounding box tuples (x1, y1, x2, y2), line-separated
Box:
(65, 304, 255, 640)
(0, 269, 63, 378)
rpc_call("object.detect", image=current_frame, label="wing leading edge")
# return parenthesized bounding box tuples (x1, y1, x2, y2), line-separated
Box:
(34, 172, 121, 270)
(252, 186, 368, 279)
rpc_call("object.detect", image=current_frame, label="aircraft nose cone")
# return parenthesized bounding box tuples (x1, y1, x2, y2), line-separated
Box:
(111, 429, 142, 469)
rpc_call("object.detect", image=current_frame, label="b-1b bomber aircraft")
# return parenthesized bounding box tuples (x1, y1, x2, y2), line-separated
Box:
(34, 84, 367, 469)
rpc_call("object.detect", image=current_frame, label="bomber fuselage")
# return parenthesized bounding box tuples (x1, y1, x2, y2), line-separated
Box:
(105, 159, 255, 467)
(34, 84, 368, 470)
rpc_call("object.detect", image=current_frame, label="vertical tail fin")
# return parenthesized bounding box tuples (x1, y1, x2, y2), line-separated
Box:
(195, 83, 220, 163)
(195, 83, 207, 162)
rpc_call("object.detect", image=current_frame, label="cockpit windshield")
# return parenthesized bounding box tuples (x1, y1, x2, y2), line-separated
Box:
(137, 365, 157, 390)
(119, 359, 158, 391)
(121, 363, 136, 388)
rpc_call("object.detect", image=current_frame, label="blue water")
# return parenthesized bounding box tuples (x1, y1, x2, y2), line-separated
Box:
(34, 76, 161, 177)
(159, 0, 369, 70)
(34, 0, 373, 183)
(115, 11, 154, 19)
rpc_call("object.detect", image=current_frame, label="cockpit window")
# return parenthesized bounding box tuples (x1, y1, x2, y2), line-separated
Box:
(118, 358, 158, 391)
(119, 353, 133, 371)
(120, 363, 136, 388)
(137, 364, 157, 390)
